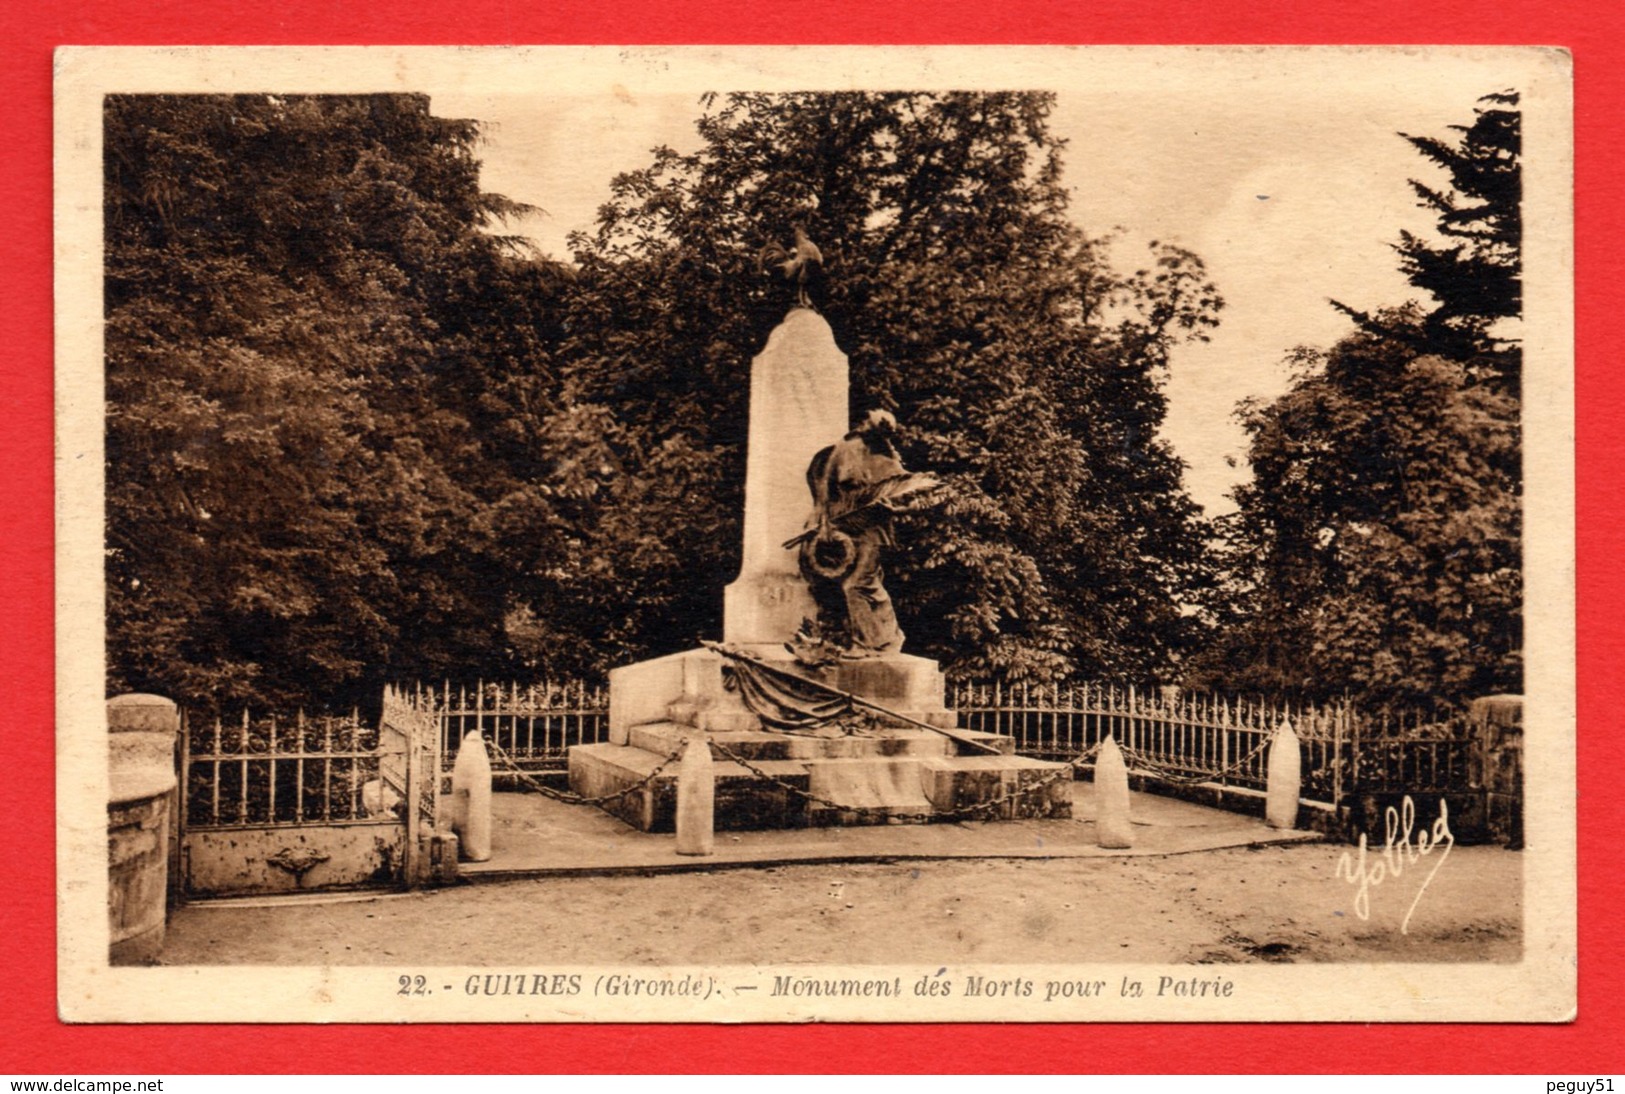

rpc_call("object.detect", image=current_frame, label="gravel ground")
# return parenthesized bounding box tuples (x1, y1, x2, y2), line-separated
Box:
(159, 842, 1522, 966)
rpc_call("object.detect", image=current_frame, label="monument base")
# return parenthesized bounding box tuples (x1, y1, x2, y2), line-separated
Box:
(569, 725, 1072, 832)
(569, 645, 1073, 832)
(606, 644, 958, 741)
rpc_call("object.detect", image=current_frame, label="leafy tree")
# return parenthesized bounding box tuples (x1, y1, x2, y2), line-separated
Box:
(555, 92, 1223, 680)
(1204, 314, 1520, 703)
(104, 94, 566, 710)
(1198, 92, 1523, 706)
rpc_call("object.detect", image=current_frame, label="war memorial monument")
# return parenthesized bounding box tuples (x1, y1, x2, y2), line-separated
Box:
(567, 287, 1075, 832)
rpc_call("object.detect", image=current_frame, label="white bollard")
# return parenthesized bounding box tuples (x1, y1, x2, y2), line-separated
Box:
(675, 734, 715, 856)
(450, 730, 493, 861)
(1265, 718, 1302, 829)
(1094, 736, 1135, 849)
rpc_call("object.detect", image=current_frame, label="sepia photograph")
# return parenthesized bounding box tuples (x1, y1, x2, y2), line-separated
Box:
(53, 45, 1575, 1024)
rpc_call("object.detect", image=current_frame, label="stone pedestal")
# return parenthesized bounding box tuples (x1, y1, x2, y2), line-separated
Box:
(107, 693, 179, 965)
(722, 308, 848, 646)
(574, 645, 1072, 831)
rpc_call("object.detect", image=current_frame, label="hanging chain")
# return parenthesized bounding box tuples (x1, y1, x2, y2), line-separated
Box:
(482, 734, 687, 806)
(1112, 736, 1275, 787)
(478, 729, 1275, 818)
(706, 740, 1077, 824)
(488, 731, 1080, 824)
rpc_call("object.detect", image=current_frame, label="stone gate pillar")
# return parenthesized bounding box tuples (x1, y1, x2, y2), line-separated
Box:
(107, 693, 179, 965)
(1469, 694, 1523, 849)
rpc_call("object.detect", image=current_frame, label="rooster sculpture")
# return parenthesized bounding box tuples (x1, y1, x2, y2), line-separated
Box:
(757, 224, 824, 308)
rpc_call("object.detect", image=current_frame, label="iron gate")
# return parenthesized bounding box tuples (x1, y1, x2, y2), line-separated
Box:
(177, 687, 442, 898)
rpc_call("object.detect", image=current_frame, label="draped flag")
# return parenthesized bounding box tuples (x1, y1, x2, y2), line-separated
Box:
(714, 647, 869, 734)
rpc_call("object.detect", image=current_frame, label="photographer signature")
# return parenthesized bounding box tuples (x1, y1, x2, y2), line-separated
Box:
(1334, 795, 1455, 935)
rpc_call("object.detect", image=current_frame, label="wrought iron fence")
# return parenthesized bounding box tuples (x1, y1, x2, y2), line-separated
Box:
(380, 684, 442, 830)
(1344, 708, 1478, 797)
(951, 681, 1296, 793)
(182, 709, 388, 829)
(948, 680, 1477, 809)
(428, 679, 610, 774)
(182, 674, 1483, 831)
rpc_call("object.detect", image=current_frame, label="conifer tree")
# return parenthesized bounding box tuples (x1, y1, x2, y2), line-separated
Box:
(1335, 90, 1521, 392)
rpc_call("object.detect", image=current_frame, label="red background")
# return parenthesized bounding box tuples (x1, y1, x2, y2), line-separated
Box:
(3, 0, 1618, 1074)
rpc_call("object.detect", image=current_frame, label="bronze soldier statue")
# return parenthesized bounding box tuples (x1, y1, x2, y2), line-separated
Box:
(785, 409, 943, 662)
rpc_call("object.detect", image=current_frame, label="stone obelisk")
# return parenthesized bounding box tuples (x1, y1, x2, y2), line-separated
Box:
(722, 308, 848, 647)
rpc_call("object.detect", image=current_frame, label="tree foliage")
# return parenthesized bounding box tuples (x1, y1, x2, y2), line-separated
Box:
(1198, 92, 1523, 706)
(106, 90, 1226, 711)
(558, 92, 1223, 680)
(105, 94, 570, 710)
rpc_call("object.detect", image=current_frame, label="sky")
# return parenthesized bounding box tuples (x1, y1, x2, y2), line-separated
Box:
(431, 52, 1521, 516)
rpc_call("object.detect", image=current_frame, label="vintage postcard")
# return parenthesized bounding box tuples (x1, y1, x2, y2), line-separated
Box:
(55, 45, 1574, 1023)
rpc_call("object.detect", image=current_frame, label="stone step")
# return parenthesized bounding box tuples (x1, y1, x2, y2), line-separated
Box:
(803, 757, 934, 823)
(567, 740, 1073, 832)
(918, 754, 1075, 821)
(629, 720, 959, 761)
(665, 697, 961, 734)
(568, 742, 813, 832)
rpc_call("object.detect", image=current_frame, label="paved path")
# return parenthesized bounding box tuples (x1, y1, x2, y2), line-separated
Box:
(455, 784, 1319, 880)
